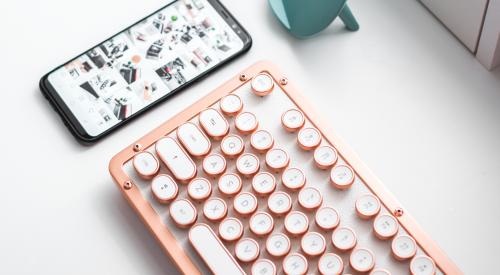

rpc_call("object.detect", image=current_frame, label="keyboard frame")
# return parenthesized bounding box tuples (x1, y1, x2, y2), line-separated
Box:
(109, 61, 461, 275)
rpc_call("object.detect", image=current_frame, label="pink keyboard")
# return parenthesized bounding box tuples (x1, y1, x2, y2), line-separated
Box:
(109, 61, 461, 275)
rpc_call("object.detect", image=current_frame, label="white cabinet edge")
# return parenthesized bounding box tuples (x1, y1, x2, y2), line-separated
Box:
(476, 0, 500, 70)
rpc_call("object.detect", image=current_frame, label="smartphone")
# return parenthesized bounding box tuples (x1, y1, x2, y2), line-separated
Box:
(40, 0, 251, 143)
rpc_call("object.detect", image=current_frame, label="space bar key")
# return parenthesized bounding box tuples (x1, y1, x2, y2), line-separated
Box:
(189, 223, 246, 275)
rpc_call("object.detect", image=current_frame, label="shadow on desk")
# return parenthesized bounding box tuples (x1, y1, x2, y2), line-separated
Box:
(103, 185, 179, 274)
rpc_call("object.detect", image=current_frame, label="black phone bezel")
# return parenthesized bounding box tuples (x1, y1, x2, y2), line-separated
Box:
(39, 0, 252, 144)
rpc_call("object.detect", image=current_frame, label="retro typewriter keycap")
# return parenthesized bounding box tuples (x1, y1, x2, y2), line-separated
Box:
(373, 214, 399, 240)
(281, 109, 305, 132)
(133, 151, 159, 179)
(220, 134, 245, 158)
(189, 223, 245, 275)
(249, 211, 274, 236)
(203, 197, 227, 222)
(218, 173, 242, 196)
(235, 237, 260, 263)
(350, 247, 376, 273)
(219, 217, 243, 242)
(301, 231, 326, 256)
(297, 127, 322, 150)
(199, 108, 229, 140)
(251, 73, 274, 96)
(251, 259, 276, 275)
(176, 122, 211, 158)
(156, 137, 196, 183)
(284, 211, 309, 236)
(410, 255, 436, 275)
(187, 178, 211, 201)
(236, 153, 260, 177)
(151, 174, 178, 203)
(318, 253, 343, 275)
(332, 226, 357, 251)
(392, 235, 417, 261)
(268, 191, 292, 216)
(265, 148, 290, 172)
(313, 145, 338, 169)
(233, 192, 258, 216)
(170, 199, 197, 228)
(266, 233, 291, 257)
(355, 194, 381, 219)
(282, 253, 308, 275)
(330, 164, 355, 190)
(220, 94, 243, 116)
(298, 186, 322, 210)
(252, 172, 276, 196)
(235, 111, 259, 134)
(250, 129, 274, 153)
(202, 153, 226, 177)
(315, 206, 340, 230)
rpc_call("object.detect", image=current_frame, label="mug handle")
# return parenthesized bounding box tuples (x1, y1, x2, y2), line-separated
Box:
(339, 4, 359, 31)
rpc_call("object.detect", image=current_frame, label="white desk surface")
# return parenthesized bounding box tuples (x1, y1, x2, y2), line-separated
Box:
(1, 0, 499, 274)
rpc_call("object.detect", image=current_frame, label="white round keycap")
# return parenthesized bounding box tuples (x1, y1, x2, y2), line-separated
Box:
(251, 73, 274, 96)
(219, 217, 243, 242)
(281, 109, 305, 132)
(330, 165, 355, 189)
(251, 130, 274, 152)
(370, 269, 391, 275)
(220, 94, 243, 116)
(410, 255, 436, 275)
(235, 238, 260, 262)
(234, 192, 258, 216)
(282, 168, 306, 191)
(265, 148, 289, 171)
(251, 259, 276, 275)
(252, 172, 276, 196)
(373, 214, 399, 240)
(220, 134, 244, 158)
(268, 192, 292, 216)
(187, 178, 211, 201)
(133, 151, 159, 179)
(203, 197, 227, 222)
(266, 233, 290, 257)
(218, 173, 242, 196)
(284, 211, 309, 236)
(236, 153, 260, 177)
(313, 146, 338, 169)
(355, 194, 381, 219)
(298, 187, 322, 209)
(250, 211, 274, 236)
(301, 232, 326, 256)
(169, 199, 197, 228)
(151, 175, 178, 203)
(282, 253, 308, 275)
(392, 235, 417, 260)
(315, 206, 340, 230)
(202, 153, 226, 177)
(350, 248, 375, 272)
(297, 127, 322, 150)
(318, 253, 343, 275)
(331, 227, 357, 251)
(235, 112, 258, 134)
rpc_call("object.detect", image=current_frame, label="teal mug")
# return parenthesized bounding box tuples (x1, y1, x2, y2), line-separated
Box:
(269, 0, 359, 38)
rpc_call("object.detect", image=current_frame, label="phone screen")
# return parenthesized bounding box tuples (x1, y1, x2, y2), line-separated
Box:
(46, 0, 246, 137)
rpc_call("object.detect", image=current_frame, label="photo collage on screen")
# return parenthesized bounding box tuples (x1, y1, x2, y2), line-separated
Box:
(55, 0, 244, 133)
